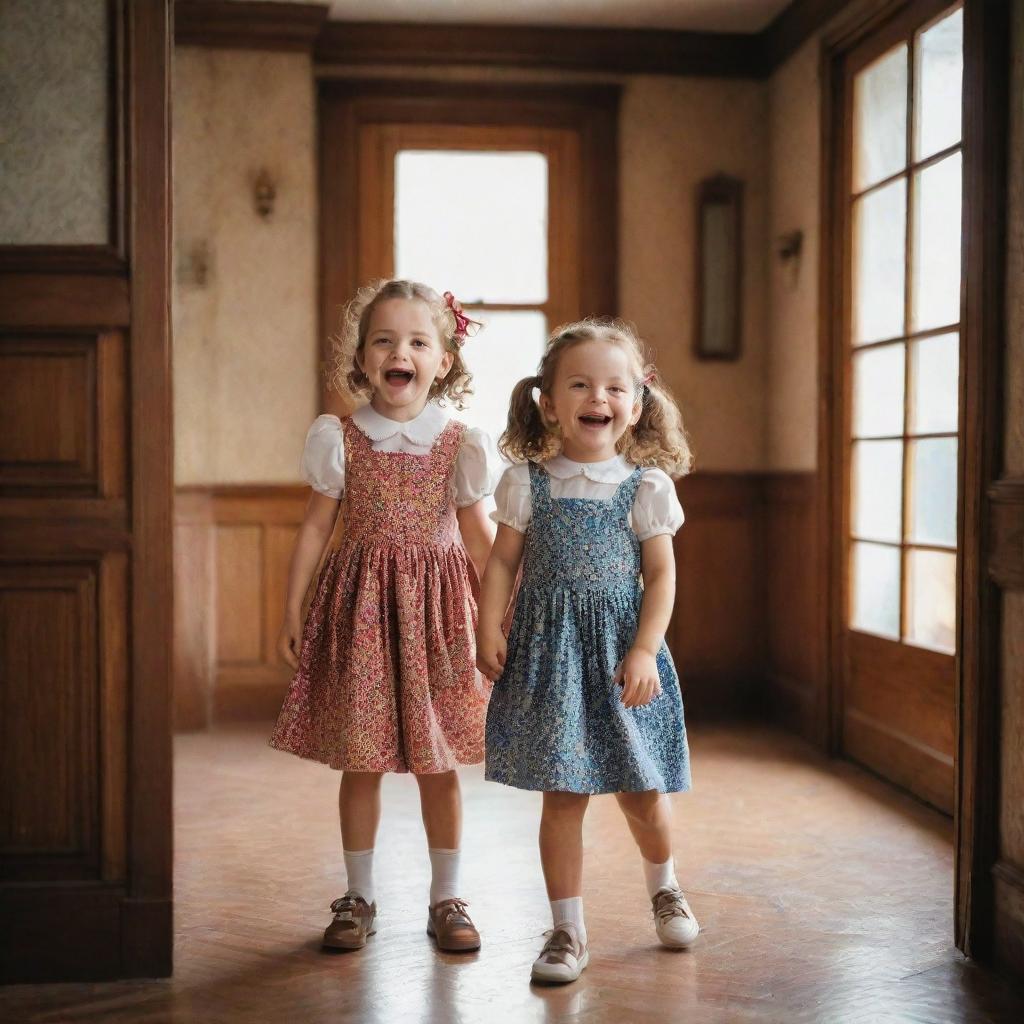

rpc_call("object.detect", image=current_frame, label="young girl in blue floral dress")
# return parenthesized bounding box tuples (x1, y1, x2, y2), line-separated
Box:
(476, 318, 696, 984)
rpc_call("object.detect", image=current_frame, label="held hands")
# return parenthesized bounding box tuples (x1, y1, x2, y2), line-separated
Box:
(476, 627, 507, 682)
(614, 645, 663, 708)
(276, 608, 302, 669)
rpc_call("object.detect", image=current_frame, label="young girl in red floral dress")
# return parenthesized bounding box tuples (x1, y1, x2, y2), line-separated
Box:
(270, 279, 497, 953)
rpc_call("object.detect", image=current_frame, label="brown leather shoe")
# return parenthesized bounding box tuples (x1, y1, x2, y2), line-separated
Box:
(322, 892, 376, 950)
(426, 897, 481, 952)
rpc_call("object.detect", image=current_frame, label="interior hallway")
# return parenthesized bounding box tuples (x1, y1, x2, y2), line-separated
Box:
(2, 724, 1023, 1024)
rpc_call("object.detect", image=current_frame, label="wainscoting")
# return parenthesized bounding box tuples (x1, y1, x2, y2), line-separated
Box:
(674, 471, 819, 730)
(174, 486, 309, 730)
(173, 472, 821, 730)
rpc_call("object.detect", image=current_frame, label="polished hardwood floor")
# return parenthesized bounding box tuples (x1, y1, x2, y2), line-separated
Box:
(3, 723, 1023, 1023)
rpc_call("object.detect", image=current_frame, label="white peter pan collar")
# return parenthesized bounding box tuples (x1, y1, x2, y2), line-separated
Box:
(544, 453, 635, 483)
(351, 401, 449, 446)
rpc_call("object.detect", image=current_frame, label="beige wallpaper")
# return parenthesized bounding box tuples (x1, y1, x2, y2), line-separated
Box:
(172, 47, 318, 485)
(0, 0, 110, 245)
(766, 37, 821, 472)
(619, 76, 769, 472)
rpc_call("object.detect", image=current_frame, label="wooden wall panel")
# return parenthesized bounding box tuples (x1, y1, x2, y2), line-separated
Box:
(672, 473, 764, 717)
(763, 473, 820, 742)
(215, 525, 263, 664)
(174, 486, 307, 729)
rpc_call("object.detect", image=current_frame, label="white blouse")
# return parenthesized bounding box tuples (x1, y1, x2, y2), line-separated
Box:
(492, 454, 685, 542)
(301, 402, 500, 508)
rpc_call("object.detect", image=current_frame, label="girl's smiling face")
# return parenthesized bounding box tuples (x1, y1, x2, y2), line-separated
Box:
(539, 339, 642, 462)
(357, 298, 454, 421)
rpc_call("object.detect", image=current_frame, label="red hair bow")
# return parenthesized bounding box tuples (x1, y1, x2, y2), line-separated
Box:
(444, 291, 481, 344)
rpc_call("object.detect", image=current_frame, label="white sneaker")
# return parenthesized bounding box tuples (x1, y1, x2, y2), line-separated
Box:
(530, 923, 589, 983)
(652, 886, 700, 948)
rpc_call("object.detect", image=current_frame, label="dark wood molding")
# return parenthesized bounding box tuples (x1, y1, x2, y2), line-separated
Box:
(174, 0, 329, 51)
(956, 0, 1012, 965)
(315, 20, 761, 77)
(126, 0, 173, 977)
(987, 477, 1024, 590)
(0, 274, 130, 328)
(763, 0, 862, 70)
(173, 0, 858, 78)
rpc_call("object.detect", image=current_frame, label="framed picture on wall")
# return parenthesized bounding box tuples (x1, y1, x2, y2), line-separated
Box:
(694, 174, 743, 361)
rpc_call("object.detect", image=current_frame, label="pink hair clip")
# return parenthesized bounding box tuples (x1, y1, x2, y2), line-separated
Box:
(444, 291, 482, 345)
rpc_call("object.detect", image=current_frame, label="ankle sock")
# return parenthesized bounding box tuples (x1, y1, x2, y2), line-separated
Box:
(343, 848, 375, 906)
(642, 856, 679, 898)
(550, 896, 587, 945)
(428, 847, 461, 906)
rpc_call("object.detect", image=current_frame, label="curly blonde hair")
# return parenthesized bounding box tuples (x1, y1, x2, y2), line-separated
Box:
(499, 318, 693, 478)
(326, 279, 474, 409)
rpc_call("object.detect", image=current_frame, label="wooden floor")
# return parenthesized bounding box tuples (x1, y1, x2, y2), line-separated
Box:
(3, 723, 1024, 1023)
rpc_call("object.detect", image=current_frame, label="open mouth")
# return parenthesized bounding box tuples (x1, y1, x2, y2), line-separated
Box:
(579, 414, 612, 427)
(384, 369, 415, 386)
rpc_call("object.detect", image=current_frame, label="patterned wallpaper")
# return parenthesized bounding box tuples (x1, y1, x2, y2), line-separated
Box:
(0, 0, 110, 245)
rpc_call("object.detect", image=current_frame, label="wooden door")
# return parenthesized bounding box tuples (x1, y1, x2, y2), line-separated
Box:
(318, 81, 619, 418)
(0, 0, 173, 982)
(833, 0, 964, 813)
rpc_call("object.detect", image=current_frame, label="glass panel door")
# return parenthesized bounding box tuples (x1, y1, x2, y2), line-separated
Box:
(840, 2, 963, 814)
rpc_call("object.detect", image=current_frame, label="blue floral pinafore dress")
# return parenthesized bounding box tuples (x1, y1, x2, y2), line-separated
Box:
(485, 463, 691, 794)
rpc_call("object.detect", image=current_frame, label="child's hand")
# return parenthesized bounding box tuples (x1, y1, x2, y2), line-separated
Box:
(476, 628, 507, 682)
(614, 646, 663, 708)
(276, 610, 302, 669)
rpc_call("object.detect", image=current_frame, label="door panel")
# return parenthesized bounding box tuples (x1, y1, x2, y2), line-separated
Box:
(838, 0, 963, 814)
(0, 0, 172, 983)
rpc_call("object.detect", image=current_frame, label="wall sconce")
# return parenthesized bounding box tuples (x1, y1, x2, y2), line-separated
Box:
(253, 168, 276, 219)
(776, 230, 804, 289)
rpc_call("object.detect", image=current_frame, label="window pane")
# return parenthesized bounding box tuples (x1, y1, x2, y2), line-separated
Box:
(395, 151, 548, 304)
(852, 439, 903, 543)
(853, 45, 908, 192)
(853, 179, 906, 345)
(852, 343, 905, 438)
(912, 152, 962, 332)
(850, 541, 901, 640)
(915, 7, 963, 161)
(454, 310, 547, 441)
(910, 332, 959, 434)
(905, 548, 956, 653)
(907, 437, 958, 546)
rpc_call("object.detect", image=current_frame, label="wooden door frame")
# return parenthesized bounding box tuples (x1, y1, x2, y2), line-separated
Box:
(317, 77, 620, 406)
(817, 0, 1011, 958)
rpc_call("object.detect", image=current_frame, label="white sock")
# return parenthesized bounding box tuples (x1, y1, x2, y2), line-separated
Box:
(642, 856, 679, 898)
(550, 896, 587, 945)
(428, 848, 461, 906)
(343, 848, 375, 906)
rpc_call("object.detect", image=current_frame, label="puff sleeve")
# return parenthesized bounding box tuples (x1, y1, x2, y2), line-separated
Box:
(453, 427, 501, 507)
(631, 469, 685, 541)
(300, 415, 345, 499)
(490, 463, 533, 533)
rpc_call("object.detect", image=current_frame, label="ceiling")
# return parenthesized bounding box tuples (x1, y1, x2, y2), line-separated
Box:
(251, 0, 796, 33)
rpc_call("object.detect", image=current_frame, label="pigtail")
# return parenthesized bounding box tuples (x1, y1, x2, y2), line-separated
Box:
(499, 375, 558, 463)
(621, 373, 693, 478)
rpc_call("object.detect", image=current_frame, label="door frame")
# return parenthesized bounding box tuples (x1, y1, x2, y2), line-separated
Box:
(317, 78, 620, 411)
(817, 0, 1011, 957)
